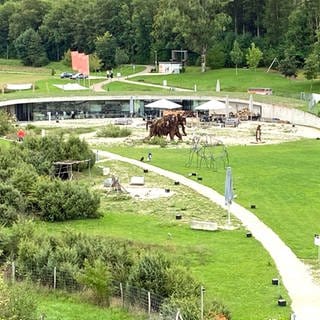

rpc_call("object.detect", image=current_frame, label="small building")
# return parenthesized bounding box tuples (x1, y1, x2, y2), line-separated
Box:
(158, 62, 182, 74)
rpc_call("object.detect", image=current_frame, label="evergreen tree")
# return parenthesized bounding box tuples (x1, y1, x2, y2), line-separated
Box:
(14, 28, 48, 66)
(279, 47, 297, 78)
(304, 53, 319, 91)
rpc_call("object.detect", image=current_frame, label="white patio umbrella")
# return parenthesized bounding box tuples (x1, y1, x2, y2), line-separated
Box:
(194, 99, 226, 112)
(224, 166, 234, 225)
(144, 98, 182, 110)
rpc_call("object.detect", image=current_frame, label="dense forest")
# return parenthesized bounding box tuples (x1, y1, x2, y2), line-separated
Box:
(0, 0, 320, 75)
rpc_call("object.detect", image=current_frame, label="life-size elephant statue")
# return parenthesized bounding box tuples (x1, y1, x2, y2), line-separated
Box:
(146, 114, 187, 141)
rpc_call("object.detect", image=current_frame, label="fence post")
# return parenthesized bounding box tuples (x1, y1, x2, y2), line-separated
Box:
(148, 291, 151, 316)
(11, 261, 15, 283)
(53, 267, 57, 290)
(120, 282, 124, 307)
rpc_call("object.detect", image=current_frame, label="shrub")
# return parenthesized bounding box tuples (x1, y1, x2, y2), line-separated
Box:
(97, 124, 132, 138)
(76, 259, 112, 306)
(34, 178, 100, 221)
(206, 300, 232, 320)
(18, 135, 96, 175)
(0, 110, 15, 136)
(128, 253, 171, 297)
(147, 136, 167, 147)
(0, 278, 37, 320)
(160, 296, 200, 320)
(0, 183, 25, 226)
(8, 164, 39, 212)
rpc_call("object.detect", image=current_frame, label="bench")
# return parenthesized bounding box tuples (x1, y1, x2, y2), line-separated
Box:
(247, 88, 272, 95)
(130, 176, 145, 185)
(190, 220, 218, 231)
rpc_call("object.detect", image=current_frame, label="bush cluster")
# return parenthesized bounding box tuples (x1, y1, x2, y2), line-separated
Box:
(34, 178, 100, 221)
(96, 124, 132, 138)
(0, 221, 231, 318)
(0, 110, 16, 136)
(0, 135, 100, 224)
(0, 277, 37, 320)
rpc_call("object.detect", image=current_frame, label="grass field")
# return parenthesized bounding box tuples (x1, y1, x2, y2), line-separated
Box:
(40, 159, 291, 320)
(131, 67, 320, 96)
(101, 139, 320, 262)
(0, 59, 317, 113)
(36, 290, 145, 320)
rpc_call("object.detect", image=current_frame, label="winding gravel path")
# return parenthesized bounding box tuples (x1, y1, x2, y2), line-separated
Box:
(95, 149, 320, 320)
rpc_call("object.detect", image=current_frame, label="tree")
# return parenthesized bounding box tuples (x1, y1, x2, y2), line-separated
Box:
(95, 31, 117, 68)
(115, 48, 129, 67)
(230, 40, 243, 75)
(304, 53, 319, 91)
(89, 53, 102, 73)
(153, 0, 231, 72)
(207, 44, 226, 69)
(246, 42, 263, 70)
(14, 28, 48, 66)
(279, 55, 297, 78)
(131, 0, 157, 64)
(303, 31, 320, 91)
(62, 49, 72, 67)
(263, 0, 293, 46)
(8, 0, 50, 44)
(0, 2, 15, 58)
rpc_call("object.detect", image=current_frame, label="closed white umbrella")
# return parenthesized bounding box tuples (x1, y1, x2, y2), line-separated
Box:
(129, 96, 134, 115)
(194, 99, 226, 112)
(224, 166, 234, 225)
(144, 98, 182, 110)
(225, 95, 229, 116)
(249, 94, 253, 120)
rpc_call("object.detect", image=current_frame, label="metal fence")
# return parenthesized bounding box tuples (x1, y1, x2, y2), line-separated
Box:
(3, 261, 182, 320)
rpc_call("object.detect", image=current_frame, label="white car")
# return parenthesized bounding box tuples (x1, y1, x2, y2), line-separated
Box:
(71, 73, 88, 80)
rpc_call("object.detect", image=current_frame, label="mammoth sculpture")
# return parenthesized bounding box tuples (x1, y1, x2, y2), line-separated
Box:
(146, 114, 187, 141)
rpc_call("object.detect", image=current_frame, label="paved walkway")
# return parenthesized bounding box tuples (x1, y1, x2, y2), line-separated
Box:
(90, 65, 192, 92)
(96, 149, 320, 320)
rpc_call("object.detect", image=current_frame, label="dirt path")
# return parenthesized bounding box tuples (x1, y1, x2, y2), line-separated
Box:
(94, 149, 320, 320)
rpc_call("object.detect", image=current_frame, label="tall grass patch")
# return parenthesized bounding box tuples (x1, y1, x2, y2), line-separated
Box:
(97, 124, 132, 138)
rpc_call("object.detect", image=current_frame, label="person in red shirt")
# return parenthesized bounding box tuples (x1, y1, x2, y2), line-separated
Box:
(17, 128, 26, 141)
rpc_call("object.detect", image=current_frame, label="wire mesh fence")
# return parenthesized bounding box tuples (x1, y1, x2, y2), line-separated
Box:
(3, 261, 181, 320)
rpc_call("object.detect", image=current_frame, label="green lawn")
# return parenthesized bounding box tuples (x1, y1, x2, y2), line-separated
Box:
(104, 81, 169, 92)
(44, 213, 290, 320)
(132, 67, 319, 97)
(41, 158, 291, 320)
(36, 290, 145, 320)
(102, 139, 320, 261)
(0, 60, 315, 113)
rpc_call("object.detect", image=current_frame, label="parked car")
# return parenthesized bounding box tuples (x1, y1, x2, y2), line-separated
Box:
(223, 118, 240, 127)
(71, 73, 88, 80)
(60, 72, 73, 79)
